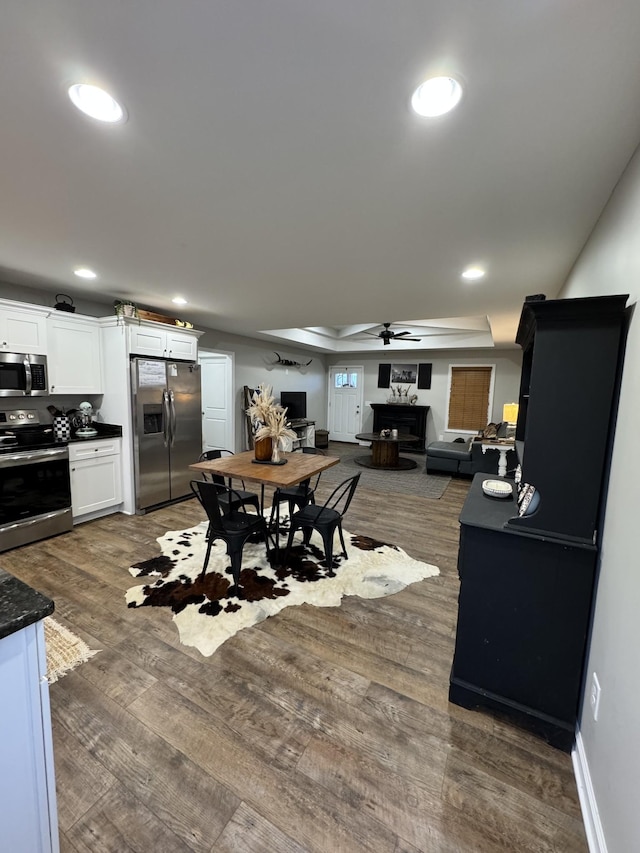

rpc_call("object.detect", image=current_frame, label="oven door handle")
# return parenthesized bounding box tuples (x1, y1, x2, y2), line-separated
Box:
(23, 356, 33, 395)
(0, 510, 68, 532)
(0, 447, 69, 468)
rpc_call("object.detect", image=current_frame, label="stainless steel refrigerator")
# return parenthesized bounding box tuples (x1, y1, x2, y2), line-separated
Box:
(130, 357, 202, 512)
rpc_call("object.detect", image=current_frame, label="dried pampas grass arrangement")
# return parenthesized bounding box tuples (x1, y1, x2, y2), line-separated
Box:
(247, 384, 297, 460)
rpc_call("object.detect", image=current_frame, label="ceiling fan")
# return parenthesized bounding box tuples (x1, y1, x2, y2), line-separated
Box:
(366, 322, 423, 346)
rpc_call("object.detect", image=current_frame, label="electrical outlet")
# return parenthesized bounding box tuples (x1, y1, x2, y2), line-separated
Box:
(590, 672, 601, 721)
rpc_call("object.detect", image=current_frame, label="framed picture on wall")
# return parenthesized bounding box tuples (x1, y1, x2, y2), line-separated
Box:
(377, 364, 391, 387)
(417, 363, 432, 389)
(391, 363, 417, 383)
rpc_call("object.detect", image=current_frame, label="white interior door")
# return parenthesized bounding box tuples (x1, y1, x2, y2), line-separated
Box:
(328, 366, 364, 442)
(199, 351, 234, 451)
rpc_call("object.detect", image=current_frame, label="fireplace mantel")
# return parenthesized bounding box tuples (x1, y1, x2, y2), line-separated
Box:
(370, 404, 429, 452)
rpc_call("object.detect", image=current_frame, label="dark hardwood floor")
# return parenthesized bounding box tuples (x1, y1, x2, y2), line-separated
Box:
(3, 445, 587, 852)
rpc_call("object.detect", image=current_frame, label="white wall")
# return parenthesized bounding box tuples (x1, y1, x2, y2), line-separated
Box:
(326, 351, 522, 444)
(560, 147, 640, 852)
(0, 282, 112, 318)
(184, 329, 328, 451)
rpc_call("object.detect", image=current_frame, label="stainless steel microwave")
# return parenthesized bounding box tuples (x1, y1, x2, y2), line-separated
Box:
(0, 352, 48, 396)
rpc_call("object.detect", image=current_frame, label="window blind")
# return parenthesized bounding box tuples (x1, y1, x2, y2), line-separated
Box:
(448, 366, 492, 430)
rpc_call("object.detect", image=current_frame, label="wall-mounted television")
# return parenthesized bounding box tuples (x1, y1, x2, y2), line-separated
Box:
(280, 391, 307, 421)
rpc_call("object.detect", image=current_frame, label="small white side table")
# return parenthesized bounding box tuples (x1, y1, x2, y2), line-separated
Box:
(481, 442, 514, 477)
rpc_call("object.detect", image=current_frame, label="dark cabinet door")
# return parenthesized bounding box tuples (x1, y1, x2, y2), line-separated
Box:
(452, 521, 596, 728)
(511, 295, 627, 542)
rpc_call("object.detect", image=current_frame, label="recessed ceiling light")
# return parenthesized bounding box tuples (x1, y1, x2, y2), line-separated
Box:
(172, 297, 188, 305)
(411, 76, 463, 117)
(461, 266, 486, 281)
(68, 84, 125, 123)
(74, 267, 97, 279)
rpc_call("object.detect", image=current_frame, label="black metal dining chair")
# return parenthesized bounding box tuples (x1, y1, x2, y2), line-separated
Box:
(198, 449, 261, 516)
(283, 473, 361, 569)
(268, 446, 324, 534)
(190, 479, 270, 588)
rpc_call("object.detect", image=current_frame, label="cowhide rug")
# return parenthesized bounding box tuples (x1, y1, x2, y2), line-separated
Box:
(126, 519, 440, 656)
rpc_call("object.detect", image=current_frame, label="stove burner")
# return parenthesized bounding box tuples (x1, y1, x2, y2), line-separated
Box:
(0, 409, 60, 452)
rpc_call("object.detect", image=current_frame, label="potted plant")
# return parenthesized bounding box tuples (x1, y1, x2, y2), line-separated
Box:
(113, 299, 139, 321)
(246, 384, 297, 462)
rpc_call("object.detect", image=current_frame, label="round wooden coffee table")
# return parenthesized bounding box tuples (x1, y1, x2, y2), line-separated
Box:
(354, 432, 418, 470)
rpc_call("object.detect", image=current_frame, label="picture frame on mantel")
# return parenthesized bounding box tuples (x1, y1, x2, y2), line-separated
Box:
(378, 363, 432, 389)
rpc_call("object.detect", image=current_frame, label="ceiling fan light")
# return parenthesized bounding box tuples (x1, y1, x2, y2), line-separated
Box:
(375, 322, 423, 345)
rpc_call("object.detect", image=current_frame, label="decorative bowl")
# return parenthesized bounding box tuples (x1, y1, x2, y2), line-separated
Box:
(482, 479, 513, 498)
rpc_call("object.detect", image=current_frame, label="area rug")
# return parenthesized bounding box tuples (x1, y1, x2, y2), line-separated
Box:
(126, 520, 440, 656)
(44, 617, 100, 684)
(321, 442, 451, 499)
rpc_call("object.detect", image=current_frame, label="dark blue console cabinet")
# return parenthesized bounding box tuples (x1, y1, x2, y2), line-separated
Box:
(449, 294, 628, 750)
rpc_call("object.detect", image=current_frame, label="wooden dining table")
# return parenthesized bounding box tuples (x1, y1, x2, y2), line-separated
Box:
(190, 450, 340, 504)
(189, 450, 341, 558)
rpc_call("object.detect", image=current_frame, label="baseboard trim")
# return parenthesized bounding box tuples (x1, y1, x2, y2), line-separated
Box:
(572, 728, 608, 853)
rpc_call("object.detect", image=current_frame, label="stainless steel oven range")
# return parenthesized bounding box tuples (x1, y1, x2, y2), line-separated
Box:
(0, 409, 72, 552)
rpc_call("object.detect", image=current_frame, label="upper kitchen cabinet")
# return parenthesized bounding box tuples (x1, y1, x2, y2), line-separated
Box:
(510, 294, 628, 542)
(47, 314, 103, 394)
(0, 301, 48, 354)
(127, 321, 200, 360)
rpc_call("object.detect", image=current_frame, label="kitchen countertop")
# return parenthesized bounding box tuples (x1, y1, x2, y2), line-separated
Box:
(67, 422, 123, 442)
(0, 567, 54, 640)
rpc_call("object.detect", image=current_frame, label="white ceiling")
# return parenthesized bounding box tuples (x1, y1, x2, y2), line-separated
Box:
(2, 1, 640, 354)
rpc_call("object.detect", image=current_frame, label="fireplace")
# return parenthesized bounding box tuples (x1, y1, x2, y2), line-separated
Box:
(370, 404, 429, 452)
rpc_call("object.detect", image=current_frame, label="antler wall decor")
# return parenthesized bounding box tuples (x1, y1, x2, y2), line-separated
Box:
(272, 352, 313, 368)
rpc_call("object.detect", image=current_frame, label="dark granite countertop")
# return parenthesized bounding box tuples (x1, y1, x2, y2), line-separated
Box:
(0, 568, 54, 640)
(67, 422, 123, 443)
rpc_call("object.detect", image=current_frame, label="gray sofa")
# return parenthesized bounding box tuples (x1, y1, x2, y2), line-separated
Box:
(426, 429, 516, 477)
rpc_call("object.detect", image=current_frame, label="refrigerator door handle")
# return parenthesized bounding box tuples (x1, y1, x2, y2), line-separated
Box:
(169, 389, 177, 447)
(162, 389, 171, 447)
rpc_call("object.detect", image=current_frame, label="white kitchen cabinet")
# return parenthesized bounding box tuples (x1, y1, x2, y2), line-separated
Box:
(0, 301, 48, 354)
(128, 323, 198, 360)
(69, 438, 123, 521)
(47, 315, 103, 394)
(0, 618, 59, 853)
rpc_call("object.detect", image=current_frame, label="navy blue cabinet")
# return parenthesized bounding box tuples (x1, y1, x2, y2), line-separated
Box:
(449, 295, 628, 750)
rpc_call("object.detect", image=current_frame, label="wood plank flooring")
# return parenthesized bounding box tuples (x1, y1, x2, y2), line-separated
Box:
(2, 447, 588, 852)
